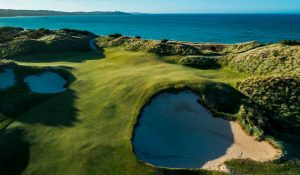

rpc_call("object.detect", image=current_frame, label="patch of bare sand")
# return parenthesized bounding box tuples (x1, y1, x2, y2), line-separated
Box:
(202, 122, 281, 173)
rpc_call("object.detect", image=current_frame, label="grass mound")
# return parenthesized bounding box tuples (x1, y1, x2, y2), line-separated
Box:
(222, 44, 300, 75)
(177, 56, 221, 69)
(96, 36, 261, 56)
(0, 27, 97, 58)
(237, 74, 300, 133)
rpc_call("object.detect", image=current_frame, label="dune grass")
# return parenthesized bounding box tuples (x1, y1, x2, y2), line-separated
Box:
(0, 47, 298, 175)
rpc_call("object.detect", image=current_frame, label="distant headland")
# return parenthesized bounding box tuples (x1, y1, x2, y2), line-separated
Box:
(0, 9, 131, 17)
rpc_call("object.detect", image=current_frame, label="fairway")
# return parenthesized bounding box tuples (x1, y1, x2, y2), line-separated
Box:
(4, 47, 246, 175)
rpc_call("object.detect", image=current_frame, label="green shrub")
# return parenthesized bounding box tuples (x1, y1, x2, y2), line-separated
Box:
(237, 103, 266, 140)
(177, 56, 221, 69)
(161, 39, 168, 43)
(237, 75, 300, 133)
(0, 27, 23, 44)
(135, 36, 142, 39)
(108, 33, 122, 38)
(0, 28, 93, 58)
(280, 40, 300, 46)
(226, 159, 300, 175)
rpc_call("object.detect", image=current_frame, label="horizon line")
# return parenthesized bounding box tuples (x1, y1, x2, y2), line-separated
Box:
(1, 8, 300, 15)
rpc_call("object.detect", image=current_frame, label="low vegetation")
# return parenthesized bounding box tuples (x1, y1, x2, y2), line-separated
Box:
(0, 27, 97, 58)
(221, 44, 300, 75)
(237, 74, 300, 133)
(226, 159, 300, 175)
(96, 36, 261, 56)
(177, 56, 221, 69)
(280, 40, 300, 46)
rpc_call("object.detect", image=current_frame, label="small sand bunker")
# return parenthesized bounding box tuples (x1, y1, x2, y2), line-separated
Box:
(24, 71, 67, 93)
(132, 91, 280, 172)
(0, 68, 15, 89)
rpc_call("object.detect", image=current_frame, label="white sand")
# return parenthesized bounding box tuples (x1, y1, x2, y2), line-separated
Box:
(202, 122, 281, 172)
(132, 91, 280, 171)
(0, 68, 15, 89)
(24, 71, 67, 93)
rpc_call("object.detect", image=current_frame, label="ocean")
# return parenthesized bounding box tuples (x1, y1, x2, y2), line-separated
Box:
(1, 14, 300, 43)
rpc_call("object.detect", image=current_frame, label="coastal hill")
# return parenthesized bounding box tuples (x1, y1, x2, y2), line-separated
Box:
(0, 9, 130, 17)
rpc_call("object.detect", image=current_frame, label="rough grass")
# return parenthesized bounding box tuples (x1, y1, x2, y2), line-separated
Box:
(237, 75, 300, 133)
(221, 44, 300, 75)
(225, 159, 300, 175)
(96, 36, 261, 56)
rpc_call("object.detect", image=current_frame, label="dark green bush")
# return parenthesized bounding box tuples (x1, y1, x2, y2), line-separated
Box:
(60, 28, 96, 38)
(135, 36, 142, 39)
(177, 56, 221, 69)
(280, 40, 300, 46)
(237, 75, 300, 133)
(108, 33, 122, 38)
(0, 27, 23, 43)
(0, 27, 93, 58)
(161, 39, 168, 43)
(24, 28, 53, 39)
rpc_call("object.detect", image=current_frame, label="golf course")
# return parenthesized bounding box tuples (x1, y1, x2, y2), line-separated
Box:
(0, 27, 299, 175)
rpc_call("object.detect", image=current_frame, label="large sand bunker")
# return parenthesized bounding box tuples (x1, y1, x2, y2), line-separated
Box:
(132, 91, 280, 172)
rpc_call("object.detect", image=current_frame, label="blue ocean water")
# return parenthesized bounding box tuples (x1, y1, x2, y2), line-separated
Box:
(1, 14, 300, 43)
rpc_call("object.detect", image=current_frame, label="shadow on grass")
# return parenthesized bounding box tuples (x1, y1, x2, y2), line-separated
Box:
(11, 48, 105, 63)
(0, 128, 29, 175)
(16, 89, 79, 127)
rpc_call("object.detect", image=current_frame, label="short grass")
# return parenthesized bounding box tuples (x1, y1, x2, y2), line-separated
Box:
(0, 47, 298, 175)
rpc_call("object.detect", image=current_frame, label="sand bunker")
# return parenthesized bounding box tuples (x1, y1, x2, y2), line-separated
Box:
(132, 91, 280, 172)
(0, 68, 15, 89)
(24, 71, 67, 93)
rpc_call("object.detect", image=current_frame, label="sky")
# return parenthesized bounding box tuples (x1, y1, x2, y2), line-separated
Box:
(0, 0, 300, 14)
